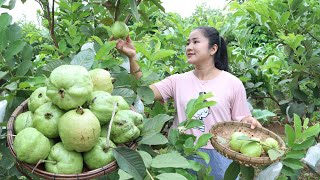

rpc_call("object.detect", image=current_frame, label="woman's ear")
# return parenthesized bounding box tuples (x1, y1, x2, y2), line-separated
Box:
(210, 44, 218, 56)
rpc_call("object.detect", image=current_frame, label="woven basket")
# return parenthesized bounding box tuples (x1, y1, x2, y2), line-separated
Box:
(210, 121, 286, 167)
(7, 99, 137, 180)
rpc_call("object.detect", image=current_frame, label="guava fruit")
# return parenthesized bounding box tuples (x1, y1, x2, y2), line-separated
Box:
(46, 65, 93, 110)
(240, 141, 263, 157)
(45, 142, 83, 174)
(89, 69, 114, 93)
(13, 127, 51, 164)
(262, 137, 279, 152)
(58, 107, 101, 152)
(33, 102, 65, 138)
(110, 110, 143, 144)
(83, 137, 116, 170)
(230, 131, 247, 140)
(28, 87, 51, 112)
(14, 111, 33, 134)
(89, 92, 130, 125)
(100, 124, 108, 137)
(111, 21, 129, 39)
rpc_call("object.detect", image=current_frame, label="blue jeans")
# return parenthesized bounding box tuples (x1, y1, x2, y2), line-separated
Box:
(193, 148, 236, 180)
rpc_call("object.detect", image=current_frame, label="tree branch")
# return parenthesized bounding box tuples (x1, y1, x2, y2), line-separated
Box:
(50, 0, 58, 48)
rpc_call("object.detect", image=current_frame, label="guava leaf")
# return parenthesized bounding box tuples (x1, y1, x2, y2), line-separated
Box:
(268, 149, 285, 161)
(141, 114, 172, 136)
(70, 48, 95, 70)
(151, 152, 189, 168)
(138, 151, 152, 168)
(139, 133, 168, 145)
(156, 173, 188, 180)
(224, 161, 240, 180)
(185, 92, 216, 120)
(112, 147, 146, 180)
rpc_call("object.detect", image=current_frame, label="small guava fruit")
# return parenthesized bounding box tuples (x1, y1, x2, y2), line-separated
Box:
(28, 86, 51, 112)
(262, 137, 279, 152)
(83, 137, 116, 170)
(240, 141, 263, 157)
(46, 65, 93, 110)
(229, 131, 249, 152)
(45, 142, 83, 174)
(33, 102, 65, 138)
(111, 21, 129, 39)
(89, 69, 114, 93)
(112, 96, 130, 110)
(58, 107, 101, 152)
(13, 127, 51, 164)
(14, 111, 33, 134)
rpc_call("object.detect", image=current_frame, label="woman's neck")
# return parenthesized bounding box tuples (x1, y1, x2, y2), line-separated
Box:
(193, 65, 221, 80)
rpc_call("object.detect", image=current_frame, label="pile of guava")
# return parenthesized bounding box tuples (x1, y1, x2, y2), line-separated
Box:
(12, 64, 144, 175)
(229, 131, 280, 158)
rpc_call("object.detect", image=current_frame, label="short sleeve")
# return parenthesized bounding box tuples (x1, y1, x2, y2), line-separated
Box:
(231, 81, 252, 121)
(153, 75, 176, 102)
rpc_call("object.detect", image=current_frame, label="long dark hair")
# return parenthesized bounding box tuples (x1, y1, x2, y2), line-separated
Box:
(195, 26, 229, 72)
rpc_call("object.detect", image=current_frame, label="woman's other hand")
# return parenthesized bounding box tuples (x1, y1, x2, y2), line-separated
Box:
(241, 116, 262, 129)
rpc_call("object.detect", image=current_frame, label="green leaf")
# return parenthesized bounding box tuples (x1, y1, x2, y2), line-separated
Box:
(70, 49, 95, 70)
(224, 161, 240, 180)
(112, 147, 146, 180)
(183, 120, 203, 129)
(151, 152, 189, 168)
(168, 128, 179, 146)
(196, 151, 210, 164)
(134, 42, 151, 60)
(281, 165, 296, 176)
(137, 86, 154, 104)
(95, 41, 117, 60)
(293, 114, 302, 139)
(147, 0, 165, 12)
(0, 13, 12, 31)
(8, 23, 21, 42)
(292, 137, 315, 150)
(112, 88, 136, 105)
(0, 28, 8, 51)
(281, 158, 304, 170)
(285, 124, 295, 147)
(301, 123, 320, 140)
(141, 114, 172, 136)
(139, 133, 168, 145)
(58, 40, 67, 52)
(252, 109, 276, 120)
(118, 169, 133, 180)
(185, 92, 216, 120)
(137, 151, 152, 168)
(91, 36, 104, 46)
(0, 0, 6, 6)
(42, 60, 68, 72)
(285, 150, 306, 159)
(268, 149, 285, 161)
(4, 40, 26, 60)
(156, 173, 188, 180)
(240, 165, 254, 180)
(280, 11, 290, 25)
(152, 50, 176, 61)
(194, 133, 212, 150)
(0, 71, 8, 79)
(129, 0, 140, 21)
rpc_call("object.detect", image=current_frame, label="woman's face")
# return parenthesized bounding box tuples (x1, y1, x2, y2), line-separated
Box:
(186, 29, 216, 65)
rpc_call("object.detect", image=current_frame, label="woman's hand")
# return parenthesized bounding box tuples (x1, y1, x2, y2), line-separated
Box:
(241, 116, 262, 129)
(113, 35, 136, 59)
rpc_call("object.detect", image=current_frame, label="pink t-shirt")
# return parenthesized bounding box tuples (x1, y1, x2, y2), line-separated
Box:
(154, 70, 251, 149)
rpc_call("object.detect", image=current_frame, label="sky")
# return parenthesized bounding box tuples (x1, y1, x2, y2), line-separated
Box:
(0, 0, 227, 25)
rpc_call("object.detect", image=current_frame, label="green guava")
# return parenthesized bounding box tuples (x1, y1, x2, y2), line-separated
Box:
(33, 102, 65, 138)
(100, 124, 108, 137)
(230, 131, 247, 140)
(110, 110, 143, 144)
(46, 65, 93, 110)
(229, 131, 249, 152)
(111, 21, 129, 39)
(58, 107, 101, 152)
(14, 111, 33, 134)
(28, 86, 51, 112)
(262, 137, 279, 152)
(45, 142, 83, 174)
(83, 137, 116, 170)
(13, 127, 51, 164)
(240, 141, 263, 157)
(89, 92, 130, 125)
(89, 69, 114, 93)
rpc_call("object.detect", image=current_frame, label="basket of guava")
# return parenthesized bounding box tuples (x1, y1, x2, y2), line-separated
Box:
(210, 121, 286, 167)
(6, 65, 141, 179)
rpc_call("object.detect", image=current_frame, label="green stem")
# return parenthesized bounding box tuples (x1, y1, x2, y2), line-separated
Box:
(146, 169, 154, 180)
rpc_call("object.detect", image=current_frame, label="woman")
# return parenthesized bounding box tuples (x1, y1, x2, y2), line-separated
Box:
(115, 26, 261, 179)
